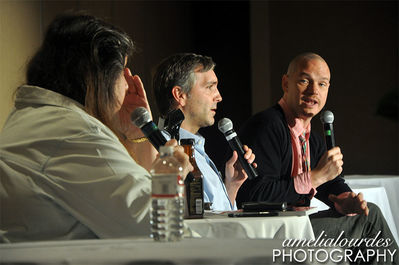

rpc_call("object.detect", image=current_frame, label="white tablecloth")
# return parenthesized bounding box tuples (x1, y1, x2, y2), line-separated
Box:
(310, 175, 399, 244)
(0, 237, 347, 265)
(186, 212, 315, 240)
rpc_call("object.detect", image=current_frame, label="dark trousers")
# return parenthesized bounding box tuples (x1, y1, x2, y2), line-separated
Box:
(310, 203, 398, 264)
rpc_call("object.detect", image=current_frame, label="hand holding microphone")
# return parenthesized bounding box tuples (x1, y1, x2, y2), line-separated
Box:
(131, 107, 167, 151)
(311, 110, 344, 187)
(218, 118, 258, 180)
(131, 107, 193, 178)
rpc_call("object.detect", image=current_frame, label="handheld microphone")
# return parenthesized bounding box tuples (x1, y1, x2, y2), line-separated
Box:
(132, 108, 196, 182)
(131, 107, 167, 151)
(218, 118, 258, 180)
(320, 110, 335, 150)
(165, 109, 185, 141)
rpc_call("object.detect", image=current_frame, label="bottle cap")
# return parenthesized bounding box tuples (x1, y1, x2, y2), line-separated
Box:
(180, 138, 195, 145)
(159, 145, 174, 155)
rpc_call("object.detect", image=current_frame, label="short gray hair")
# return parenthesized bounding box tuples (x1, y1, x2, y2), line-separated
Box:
(153, 53, 215, 118)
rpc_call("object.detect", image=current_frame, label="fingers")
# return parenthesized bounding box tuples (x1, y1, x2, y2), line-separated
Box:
(173, 150, 193, 175)
(328, 192, 353, 203)
(248, 153, 255, 164)
(355, 192, 369, 216)
(124, 68, 138, 96)
(242, 145, 250, 159)
(173, 145, 184, 154)
(226, 151, 238, 167)
(165, 139, 178, 147)
(241, 168, 248, 181)
(125, 67, 133, 77)
(328, 150, 343, 164)
(242, 145, 255, 164)
(360, 200, 368, 214)
(326, 147, 344, 176)
(124, 68, 146, 98)
(337, 167, 343, 176)
(356, 192, 364, 201)
(133, 75, 147, 98)
(328, 194, 338, 203)
(353, 199, 368, 216)
(124, 68, 134, 88)
(226, 147, 255, 181)
(363, 205, 369, 216)
(327, 146, 342, 156)
(327, 147, 343, 164)
(162, 140, 193, 176)
(165, 140, 185, 158)
(329, 191, 369, 216)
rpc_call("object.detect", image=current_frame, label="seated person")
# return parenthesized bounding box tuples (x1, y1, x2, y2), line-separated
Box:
(152, 53, 255, 211)
(237, 52, 398, 264)
(0, 12, 192, 243)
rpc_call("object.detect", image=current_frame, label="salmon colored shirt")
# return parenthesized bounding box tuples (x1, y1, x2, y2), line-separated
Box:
(278, 98, 316, 198)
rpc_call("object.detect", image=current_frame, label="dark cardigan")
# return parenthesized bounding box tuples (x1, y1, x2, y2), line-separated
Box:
(236, 104, 351, 208)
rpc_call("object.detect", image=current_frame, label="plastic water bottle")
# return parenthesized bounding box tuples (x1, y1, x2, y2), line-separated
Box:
(150, 145, 184, 241)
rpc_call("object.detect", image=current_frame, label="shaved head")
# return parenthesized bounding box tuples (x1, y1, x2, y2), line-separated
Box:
(287, 53, 327, 76)
(281, 52, 331, 126)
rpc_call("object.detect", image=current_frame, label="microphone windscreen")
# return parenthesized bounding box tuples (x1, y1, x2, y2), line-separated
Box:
(218, 118, 233, 133)
(320, 110, 334, 124)
(131, 107, 152, 128)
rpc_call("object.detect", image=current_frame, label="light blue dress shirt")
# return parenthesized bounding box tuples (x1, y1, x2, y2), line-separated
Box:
(163, 128, 236, 211)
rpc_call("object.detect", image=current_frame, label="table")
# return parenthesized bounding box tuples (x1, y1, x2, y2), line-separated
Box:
(0, 237, 347, 265)
(186, 212, 315, 240)
(310, 177, 399, 244)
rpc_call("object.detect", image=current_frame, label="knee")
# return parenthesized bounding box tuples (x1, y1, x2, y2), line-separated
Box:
(366, 202, 385, 224)
(367, 202, 382, 216)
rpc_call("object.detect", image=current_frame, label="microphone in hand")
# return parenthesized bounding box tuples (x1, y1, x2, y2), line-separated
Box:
(131, 107, 167, 151)
(218, 118, 258, 180)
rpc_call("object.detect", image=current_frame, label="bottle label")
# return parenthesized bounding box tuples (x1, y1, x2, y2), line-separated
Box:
(152, 174, 184, 198)
(187, 180, 203, 215)
(195, 198, 203, 214)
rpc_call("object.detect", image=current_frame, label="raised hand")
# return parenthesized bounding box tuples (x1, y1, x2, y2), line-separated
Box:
(119, 68, 151, 140)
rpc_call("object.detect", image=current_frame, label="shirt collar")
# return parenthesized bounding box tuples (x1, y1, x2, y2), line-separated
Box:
(179, 128, 206, 151)
(15, 85, 85, 112)
(278, 97, 311, 139)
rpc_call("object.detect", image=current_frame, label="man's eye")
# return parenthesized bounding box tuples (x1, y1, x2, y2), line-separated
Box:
(319, 82, 328, 87)
(299, 79, 308, 84)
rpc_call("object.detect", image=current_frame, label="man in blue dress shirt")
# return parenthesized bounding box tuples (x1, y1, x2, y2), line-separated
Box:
(153, 53, 255, 211)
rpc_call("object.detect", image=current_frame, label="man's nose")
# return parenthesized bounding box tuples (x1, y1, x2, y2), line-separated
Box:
(214, 88, 222, 102)
(306, 82, 319, 95)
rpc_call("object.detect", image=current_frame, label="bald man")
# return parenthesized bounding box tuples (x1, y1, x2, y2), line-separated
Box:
(237, 53, 398, 264)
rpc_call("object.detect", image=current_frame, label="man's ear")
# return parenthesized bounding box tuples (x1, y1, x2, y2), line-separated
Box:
(282, 74, 289, 94)
(171, 86, 188, 107)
